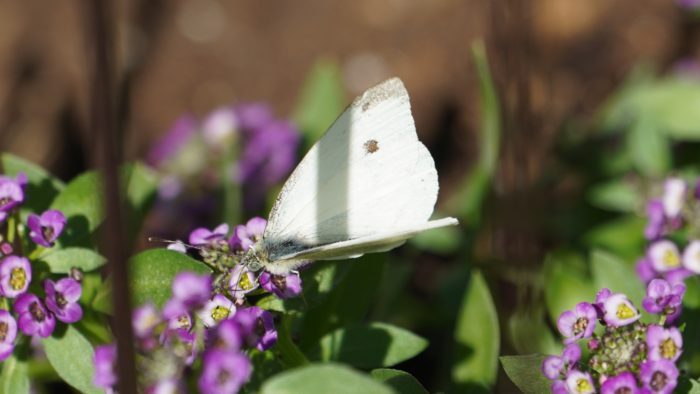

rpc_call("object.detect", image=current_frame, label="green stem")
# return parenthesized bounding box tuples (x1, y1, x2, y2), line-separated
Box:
(7, 215, 15, 244)
(276, 315, 309, 368)
(221, 141, 241, 226)
(659, 314, 667, 326)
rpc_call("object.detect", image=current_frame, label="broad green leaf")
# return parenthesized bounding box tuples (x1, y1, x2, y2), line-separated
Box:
(129, 249, 211, 308)
(261, 364, 395, 394)
(50, 171, 104, 245)
(543, 250, 595, 323)
(293, 59, 346, 149)
(677, 376, 700, 393)
(584, 216, 646, 261)
(626, 118, 670, 177)
(122, 162, 158, 239)
(37, 247, 106, 274)
(243, 349, 285, 394)
(42, 325, 103, 394)
(1, 153, 64, 219)
(0, 353, 29, 394)
(371, 369, 428, 394)
(508, 307, 560, 356)
(684, 276, 700, 309)
(588, 179, 641, 213)
(590, 249, 645, 307)
(452, 270, 500, 389)
(306, 322, 427, 368)
(499, 355, 551, 394)
(410, 225, 461, 254)
(298, 254, 386, 350)
(91, 278, 113, 314)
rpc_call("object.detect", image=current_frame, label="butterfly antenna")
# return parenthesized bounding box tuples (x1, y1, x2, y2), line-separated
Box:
(147, 236, 205, 252)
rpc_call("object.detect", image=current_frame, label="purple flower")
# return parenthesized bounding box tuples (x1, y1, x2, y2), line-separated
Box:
(44, 278, 82, 323)
(259, 271, 302, 299)
(27, 209, 66, 247)
(170, 272, 212, 307)
(147, 114, 197, 166)
(93, 343, 117, 389)
(201, 106, 238, 146)
(15, 293, 55, 337)
(198, 294, 235, 327)
(0, 255, 31, 298)
(541, 343, 580, 380)
(602, 293, 640, 327)
(0, 242, 12, 256)
(564, 370, 595, 394)
(663, 267, 693, 284)
(551, 380, 567, 394)
(639, 359, 678, 394)
(0, 173, 26, 222)
(642, 279, 685, 314)
(683, 239, 700, 274)
(556, 302, 597, 343)
(208, 317, 243, 351)
(646, 325, 682, 362)
(662, 178, 686, 218)
(600, 372, 639, 394)
(229, 265, 258, 298)
(647, 240, 682, 273)
(161, 328, 197, 365)
(645, 199, 665, 240)
(235, 307, 277, 351)
(198, 349, 251, 394)
(189, 224, 229, 246)
(636, 257, 657, 283)
(230, 217, 266, 251)
(132, 303, 161, 339)
(234, 103, 274, 131)
(0, 309, 17, 362)
(166, 311, 192, 332)
(679, 0, 700, 11)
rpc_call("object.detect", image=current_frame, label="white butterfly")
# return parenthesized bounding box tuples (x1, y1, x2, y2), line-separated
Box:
(243, 78, 459, 275)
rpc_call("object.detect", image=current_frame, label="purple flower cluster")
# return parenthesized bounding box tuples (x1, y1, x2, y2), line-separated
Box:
(638, 177, 700, 286)
(95, 271, 279, 394)
(543, 281, 685, 393)
(147, 103, 299, 211)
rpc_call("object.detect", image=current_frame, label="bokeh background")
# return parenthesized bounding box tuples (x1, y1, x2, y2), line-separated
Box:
(2, 1, 700, 392)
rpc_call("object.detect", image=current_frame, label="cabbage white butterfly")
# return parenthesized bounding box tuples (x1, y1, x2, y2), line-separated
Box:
(242, 78, 458, 275)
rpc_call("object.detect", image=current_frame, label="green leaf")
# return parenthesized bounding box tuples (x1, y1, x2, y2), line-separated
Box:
(306, 322, 427, 368)
(122, 162, 158, 240)
(543, 250, 595, 323)
(0, 353, 30, 394)
(409, 225, 461, 254)
(261, 364, 395, 394)
(42, 325, 103, 394)
(677, 376, 700, 393)
(91, 278, 113, 314)
(499, 355, 551, 394)
(584, 216, 646, 261)
(452, 270, 500, 390)
(588, 179, 642, 213)
(37, 247, 106, 274)
(297, 254, 386, 350)
(129, 249, 211, 308)
(590, 249, 645, 307)
(371, 369, 428, 394)
(626, 118, 671, 177)
(1, 153, 65, 220)
(50, 171, 104, 244)
(508, 306, 561, 356)
(293, 59, 346, 150)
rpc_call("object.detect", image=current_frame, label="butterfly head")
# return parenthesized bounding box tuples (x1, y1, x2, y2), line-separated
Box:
(241, 244, 265, 272)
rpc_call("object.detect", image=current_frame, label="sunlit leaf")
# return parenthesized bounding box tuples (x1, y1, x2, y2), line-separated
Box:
(371, 369, 428, 394)
(500, 355, 551, 394)
(261, 364, 395, 394)
(43, 326, 103, 394)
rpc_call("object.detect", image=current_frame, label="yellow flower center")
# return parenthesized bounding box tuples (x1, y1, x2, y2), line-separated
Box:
(660, 338, 677, 359)
(662, 249, 680, 268)
(576, 378, 592, 393)
(211, 306, 230, 322)
(616, 303, 636, 320)
(9, 267, 26, 290)
(238, 273, 253, 290)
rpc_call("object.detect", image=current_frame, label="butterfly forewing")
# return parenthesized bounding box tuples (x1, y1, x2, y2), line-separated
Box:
(262, 78, 440, 262)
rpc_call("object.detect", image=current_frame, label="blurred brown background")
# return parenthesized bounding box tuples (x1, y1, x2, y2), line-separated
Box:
(0, 0, 688, 182)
